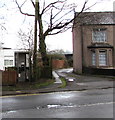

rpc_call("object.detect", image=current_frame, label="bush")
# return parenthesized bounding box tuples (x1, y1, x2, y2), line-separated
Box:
(67, 59, 73, 67)
(41, 66, 52, 78)
(5, 67, 17, 71)
(36, 66, 52, 79)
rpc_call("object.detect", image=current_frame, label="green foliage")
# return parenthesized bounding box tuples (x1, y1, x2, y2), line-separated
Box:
(34, 79, 54, 88)
(5, 67, 17, 71)
(36, 66, 52, 79)
(67, 58, 73, 67)
(59, 77, 67, 88)
(2, 79, 54, 91)
(32, 57, 52, 80)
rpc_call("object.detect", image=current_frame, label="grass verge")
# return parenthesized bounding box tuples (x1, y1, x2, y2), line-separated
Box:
(2, 79, 54, 91)
(59, 77, 67, 88)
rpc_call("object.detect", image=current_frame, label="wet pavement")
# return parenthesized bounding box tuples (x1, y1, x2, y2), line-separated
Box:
(2, 69, 115, 118)
(56, 68, 114, 90)
(2, 68, 115, 96)
(2, 88, 114, 118)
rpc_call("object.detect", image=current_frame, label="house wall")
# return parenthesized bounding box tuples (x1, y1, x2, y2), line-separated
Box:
(82, 25, 92, 67)
(73, 24, 115, 74)
(0, 49, 15, 70)
(4, 49, 15, 68)
(0, 49, 4, 70)
(82, 25, 114, 68)
(72, 24, 82, 74)
(113, 25, 115, 67)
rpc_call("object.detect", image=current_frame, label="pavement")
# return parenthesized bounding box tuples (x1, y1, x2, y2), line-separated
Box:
(2, 68, 115, 96)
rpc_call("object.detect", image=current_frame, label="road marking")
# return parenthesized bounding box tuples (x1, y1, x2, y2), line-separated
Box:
(0, 88, 113, 98)
(0, 91, 86, 98)
(0, 93, 40, 98)
(37, 102, 115, 109)
(77, 102, 115, 108)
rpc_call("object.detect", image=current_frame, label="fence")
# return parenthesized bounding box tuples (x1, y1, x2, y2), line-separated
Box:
(0, 70, 2, 85)
(2, 71, 17, 85)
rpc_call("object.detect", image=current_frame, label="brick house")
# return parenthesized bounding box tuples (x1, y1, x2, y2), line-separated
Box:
(72, 12, 115, 75)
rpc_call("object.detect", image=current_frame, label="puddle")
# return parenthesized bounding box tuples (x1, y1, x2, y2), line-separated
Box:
(68, 78, 74, 82)
(37, 104, 78, 109)
(37, 102, 115, 110)
(4, 110, 17, 114)
(47, 105, 61, 109)
(77, 83, 86, 85)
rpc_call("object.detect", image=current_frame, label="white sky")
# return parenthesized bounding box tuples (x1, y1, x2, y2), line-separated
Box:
(0, 0, 114, 52)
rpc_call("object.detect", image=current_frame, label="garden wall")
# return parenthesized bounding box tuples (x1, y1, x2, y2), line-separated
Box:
(83, 67, 115, 76)
(52, 59, 65, 69)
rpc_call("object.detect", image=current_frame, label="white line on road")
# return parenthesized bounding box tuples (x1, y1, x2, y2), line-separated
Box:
(37, 102, 115, 109)
(76, 101, 115, 108)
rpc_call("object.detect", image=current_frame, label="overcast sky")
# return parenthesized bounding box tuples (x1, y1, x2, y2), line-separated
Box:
(0, 0, 114, 52)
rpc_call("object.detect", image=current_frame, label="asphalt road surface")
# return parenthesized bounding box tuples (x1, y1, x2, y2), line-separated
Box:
(1, 88, 114, 118)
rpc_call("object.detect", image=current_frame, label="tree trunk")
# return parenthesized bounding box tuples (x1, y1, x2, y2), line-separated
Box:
(37, 1, 49, 67)
(29, 51, 32, 82)
(39, 35, 49, 66)
(33, 0, 38, 81)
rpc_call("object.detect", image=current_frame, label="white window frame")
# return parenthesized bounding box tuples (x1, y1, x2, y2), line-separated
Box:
(4, 60, 13, 66)
(92, 28, 107, 43)
(99, 51, 107, 66)
(92, 51, 96, 66)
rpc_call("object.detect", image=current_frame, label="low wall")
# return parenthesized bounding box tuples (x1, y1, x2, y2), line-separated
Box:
(83, 67, 115, 76)
(52, 60, 65, 69)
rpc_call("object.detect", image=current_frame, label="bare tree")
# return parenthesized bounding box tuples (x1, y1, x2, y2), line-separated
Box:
(18, 26, 34, 81)
(15, 0, 96, 80)
(18, 27, 34, 50)
(15, 0, 91, 61)
(0, 3, 7, 41)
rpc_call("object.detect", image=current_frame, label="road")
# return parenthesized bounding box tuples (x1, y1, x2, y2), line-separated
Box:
(1, 88, 114, 118)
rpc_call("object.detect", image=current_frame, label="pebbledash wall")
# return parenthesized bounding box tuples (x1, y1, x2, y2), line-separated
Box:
(72, 12, 115, 76)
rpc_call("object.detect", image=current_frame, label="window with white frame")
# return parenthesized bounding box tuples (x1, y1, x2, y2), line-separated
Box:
(99, 51, 107, 66)
(4, 60, 13, 66)
(92, 51, 96, 66)
(93, 28, 107, 43)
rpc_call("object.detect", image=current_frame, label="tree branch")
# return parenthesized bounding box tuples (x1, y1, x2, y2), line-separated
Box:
(15, 0, 35, 16)
(44, 0, 88, 37)
(41, 0, 66, 15)
(30, 0, 35, 8)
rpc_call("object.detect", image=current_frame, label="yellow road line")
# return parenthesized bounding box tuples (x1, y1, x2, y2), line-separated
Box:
(0, 91, 81, 98)
(0, 93, 40, 98)
(0, 89, 112, 98)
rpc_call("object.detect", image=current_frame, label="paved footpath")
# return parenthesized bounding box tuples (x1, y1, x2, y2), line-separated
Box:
(2, 68, 115, 96)
(56, 68, 114, 91)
